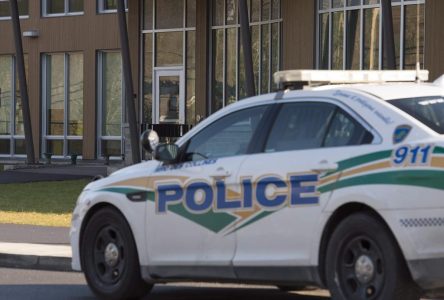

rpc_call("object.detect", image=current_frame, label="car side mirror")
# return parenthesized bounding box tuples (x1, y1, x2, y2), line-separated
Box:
(140, 130, 160, 153)
(154, 144, 180, 164)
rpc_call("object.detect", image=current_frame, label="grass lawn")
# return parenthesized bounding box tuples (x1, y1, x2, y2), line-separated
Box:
(0, 179, 90, 227)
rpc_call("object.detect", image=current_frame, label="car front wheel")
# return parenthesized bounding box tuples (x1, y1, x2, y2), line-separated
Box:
(325, 212, 421, 300)
(81, 207, 152, 300)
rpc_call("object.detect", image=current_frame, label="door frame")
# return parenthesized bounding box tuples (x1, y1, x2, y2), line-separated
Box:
(153, 67, 185, 124)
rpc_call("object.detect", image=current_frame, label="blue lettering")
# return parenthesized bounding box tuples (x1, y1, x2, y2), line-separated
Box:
(289, 174, 319, 205)
(216, 180, 242, 210)
(157, 184, 183, 213)
(241, 178, 253, 209)
(256, 177, 287, 208)
(185, 182, 213, 213)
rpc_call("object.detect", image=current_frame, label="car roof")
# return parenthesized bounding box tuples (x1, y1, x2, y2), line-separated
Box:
(313, 82, 444, 101)
(179, 80, 444, 145)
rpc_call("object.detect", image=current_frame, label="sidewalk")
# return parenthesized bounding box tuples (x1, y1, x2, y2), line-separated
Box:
(0, 224, 73, 272)
(0, 165, 110, 272)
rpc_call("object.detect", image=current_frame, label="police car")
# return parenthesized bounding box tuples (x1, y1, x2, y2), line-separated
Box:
(71, 69, 444, 300)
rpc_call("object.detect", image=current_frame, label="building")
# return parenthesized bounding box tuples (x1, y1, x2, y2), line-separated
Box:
(0, 0, 442, 162)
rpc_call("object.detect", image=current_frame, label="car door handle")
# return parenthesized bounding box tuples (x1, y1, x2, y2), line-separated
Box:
(312, 160, 338, 173)
(210, 167, 232, 178)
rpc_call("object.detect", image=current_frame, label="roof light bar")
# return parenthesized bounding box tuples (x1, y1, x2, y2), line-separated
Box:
(274, 69, 429, 88)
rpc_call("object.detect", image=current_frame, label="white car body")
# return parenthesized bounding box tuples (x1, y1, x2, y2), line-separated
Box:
(71, 79, 444, 296)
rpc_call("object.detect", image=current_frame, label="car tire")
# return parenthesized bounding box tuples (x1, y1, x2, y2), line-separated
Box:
(81, 207, 152, 300)
(325, 212, 421, 300)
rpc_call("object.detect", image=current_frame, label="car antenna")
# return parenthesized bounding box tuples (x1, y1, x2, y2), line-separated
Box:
(416, 62, 422, 83)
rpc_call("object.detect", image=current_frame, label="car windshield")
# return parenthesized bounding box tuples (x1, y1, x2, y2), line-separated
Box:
(390, 96, 444, 134)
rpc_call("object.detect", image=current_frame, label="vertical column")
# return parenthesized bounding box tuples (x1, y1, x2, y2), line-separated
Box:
(117, 0, 141, 164)
(381, 0, 396, 69)
(27, 0, 41, 159)
(195, 0, 209, 120)
(128, 0, 141, 105)
(82, 49, 96, 160)
(28, 43, 40, 160)
(239, 0, 256, 97)
(9, 0, 35, 163)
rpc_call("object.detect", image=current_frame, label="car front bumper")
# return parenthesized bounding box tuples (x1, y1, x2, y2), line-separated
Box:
(70, 205, 82, 271)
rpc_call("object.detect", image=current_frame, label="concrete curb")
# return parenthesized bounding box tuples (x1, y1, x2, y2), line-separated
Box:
(0, 242, 75, 272)
(0, 253, 74, 272)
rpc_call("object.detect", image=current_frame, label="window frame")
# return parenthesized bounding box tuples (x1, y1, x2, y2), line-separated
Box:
(141, 0, 197, 125)
(209, 0, 283, 113)
(97, 50, 125, 159)
(42, 0, 84, 17)
(0, 0, 29, 21)
(97, 0, 128, 14)
(316, 0, 425, 70)
(41, 52, 84, 159)
(0, 55, 26, 158)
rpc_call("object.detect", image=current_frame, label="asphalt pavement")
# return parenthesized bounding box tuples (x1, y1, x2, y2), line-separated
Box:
(0, 268, 330, 300)
(0, 224, 69, 245)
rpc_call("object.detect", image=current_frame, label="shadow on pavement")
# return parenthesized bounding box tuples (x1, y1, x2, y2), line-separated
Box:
(146, 285, 330, 300)
(0, 284, 94, 300)
(0, 284, 330, 300)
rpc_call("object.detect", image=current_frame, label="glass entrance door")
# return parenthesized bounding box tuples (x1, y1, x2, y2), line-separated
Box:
(154, 69, 184, 124)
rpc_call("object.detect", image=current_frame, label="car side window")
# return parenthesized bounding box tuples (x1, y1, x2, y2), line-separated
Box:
(184, 105, 268, 161)
(265, 102, 336, 152)
(323, 109, 373, 147)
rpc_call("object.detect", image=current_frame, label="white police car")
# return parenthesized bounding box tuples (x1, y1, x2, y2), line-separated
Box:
(71, 70, 444, 300)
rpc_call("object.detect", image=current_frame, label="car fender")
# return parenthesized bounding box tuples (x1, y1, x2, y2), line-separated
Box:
(309, 187, 416, 266)
(76, 190, 149, 269)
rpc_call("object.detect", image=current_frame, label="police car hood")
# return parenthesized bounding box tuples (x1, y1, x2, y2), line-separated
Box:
(83, 160, 161, 191)
(110, 160, 161, 177)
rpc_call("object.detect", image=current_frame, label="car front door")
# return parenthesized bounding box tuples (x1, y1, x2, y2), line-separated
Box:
(145, 105, 271, 279)
(232, 100, 377, 282)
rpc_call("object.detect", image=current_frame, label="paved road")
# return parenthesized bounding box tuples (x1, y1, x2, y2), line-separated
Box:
(0, 268, 330, 300)
(0, 224, 69, 245)
(0, 268, 441, 300)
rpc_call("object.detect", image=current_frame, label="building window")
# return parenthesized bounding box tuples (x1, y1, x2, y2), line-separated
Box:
(42, 0, 83, 16)
(0, 0, 29, 19)
(97, 51, 124, 158)
(142, 0, 196, 125)
(42, 53, 84, 158)
(317, 0, 425, 70)
(97, 0, 128, 13)
(211, 0, 282, 113)
(0, 55, 27, 157)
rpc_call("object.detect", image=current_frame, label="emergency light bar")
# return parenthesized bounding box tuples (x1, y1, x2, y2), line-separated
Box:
(274, 69, 429, 89)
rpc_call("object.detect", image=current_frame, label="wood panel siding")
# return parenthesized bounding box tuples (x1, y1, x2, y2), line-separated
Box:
(281, 0, 315, 70)
(0, 0, 137, 160)
(425, 0, 444, 81)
